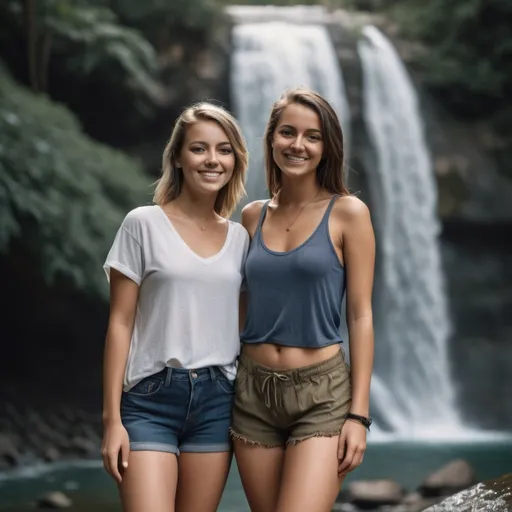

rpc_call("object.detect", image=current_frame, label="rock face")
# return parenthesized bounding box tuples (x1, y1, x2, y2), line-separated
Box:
(441, 227, 512, 429)
(424, 97, 512, 223)
(423, 473, 512, 512)
(0, 402, 102, 467)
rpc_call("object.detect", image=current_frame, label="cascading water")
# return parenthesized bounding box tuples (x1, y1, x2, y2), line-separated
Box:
(230, 10, 351, 206)
(357, 26, 463, 438)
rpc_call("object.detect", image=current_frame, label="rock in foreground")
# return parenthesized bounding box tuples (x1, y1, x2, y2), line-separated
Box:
(423, 473, 512, 512)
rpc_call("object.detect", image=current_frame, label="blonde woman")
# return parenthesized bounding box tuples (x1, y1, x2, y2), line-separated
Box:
(101, 103, 249, 512)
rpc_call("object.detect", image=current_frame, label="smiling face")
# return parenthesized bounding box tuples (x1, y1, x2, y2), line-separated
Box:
(264, 88, 348, 198)
(272, 103, 324, 181)
(175, 120, 235, 196)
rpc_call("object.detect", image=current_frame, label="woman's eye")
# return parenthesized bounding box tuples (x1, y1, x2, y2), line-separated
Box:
(191, 147, 205, 153)
(280, 129, 293, 137)
(219, 148, 233, 154)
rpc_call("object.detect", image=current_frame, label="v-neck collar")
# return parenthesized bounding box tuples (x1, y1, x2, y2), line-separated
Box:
(155, 205, 232, 264)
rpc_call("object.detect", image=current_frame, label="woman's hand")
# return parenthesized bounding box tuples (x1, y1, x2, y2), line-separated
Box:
(101, 421, 130, 483)
(337, 419, 367, 476)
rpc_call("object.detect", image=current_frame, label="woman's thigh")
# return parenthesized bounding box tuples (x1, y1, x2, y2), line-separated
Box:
(175, 452, 233, 512)
(276, 436, 343, 512)
(120, 451, 178, 512)
(234, 441, 285, 512)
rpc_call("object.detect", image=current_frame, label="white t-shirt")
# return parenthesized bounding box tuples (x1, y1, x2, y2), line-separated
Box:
(104, 205, 249, 391)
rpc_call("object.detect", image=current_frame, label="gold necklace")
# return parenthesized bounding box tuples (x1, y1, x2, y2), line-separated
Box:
(183, 211, 210, 232)
(281, 190, 321, 232)
(166, 205, 212, 232)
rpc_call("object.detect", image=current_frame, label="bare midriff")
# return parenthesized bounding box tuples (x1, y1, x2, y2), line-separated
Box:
(242, 342, 341, 371)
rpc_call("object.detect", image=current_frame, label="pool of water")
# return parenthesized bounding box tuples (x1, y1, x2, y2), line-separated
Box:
(1, 438, 511, 511)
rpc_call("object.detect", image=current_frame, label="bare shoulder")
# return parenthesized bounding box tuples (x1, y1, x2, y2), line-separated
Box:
(241, 200, 267, 236)
(332, 195, 371, 224)
(241, 200, 267, 221)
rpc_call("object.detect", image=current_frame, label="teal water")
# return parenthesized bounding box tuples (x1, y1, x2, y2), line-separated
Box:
(1, 439, 511, 511)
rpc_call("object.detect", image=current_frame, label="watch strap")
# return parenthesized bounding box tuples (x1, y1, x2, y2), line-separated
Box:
(346, 412, 372, 430)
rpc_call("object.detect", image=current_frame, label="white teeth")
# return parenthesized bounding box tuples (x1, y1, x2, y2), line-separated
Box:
(200, 172, 221, 177)
(286, 155, 308, 162)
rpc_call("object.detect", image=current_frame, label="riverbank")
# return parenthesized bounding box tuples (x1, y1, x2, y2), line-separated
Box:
(1, 437, 511, 511)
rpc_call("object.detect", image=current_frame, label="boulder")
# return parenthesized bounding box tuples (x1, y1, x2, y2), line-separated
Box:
(0, 433, 20, 468)
(37, 491, 72, 509)
(69, 436, 98, 457)
(345, 479, 404, 509)
(43, 446, 61, 463)
(420, 459, 476, 497)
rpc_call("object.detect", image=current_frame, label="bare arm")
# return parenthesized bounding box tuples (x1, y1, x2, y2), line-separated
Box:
(101, 268, 139, 482)
(103, 269, 139, 423)
(342, 198, 375, 417)
(337, 197, 375, 475)
(241, 200, 266, 239)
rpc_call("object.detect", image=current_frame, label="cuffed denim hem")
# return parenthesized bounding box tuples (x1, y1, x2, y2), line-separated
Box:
(179, 442, 231, 453)
(130, 442, 179, 455)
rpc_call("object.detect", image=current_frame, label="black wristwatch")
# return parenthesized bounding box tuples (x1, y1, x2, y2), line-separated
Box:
(346, 412, 372, 431)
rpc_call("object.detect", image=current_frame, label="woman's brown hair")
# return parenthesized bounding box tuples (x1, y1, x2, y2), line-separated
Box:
(154, 103, 248, 217)
(264, 87, 349, 197)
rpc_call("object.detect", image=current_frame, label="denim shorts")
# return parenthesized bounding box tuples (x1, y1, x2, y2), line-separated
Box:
(121, 365, 234, 456)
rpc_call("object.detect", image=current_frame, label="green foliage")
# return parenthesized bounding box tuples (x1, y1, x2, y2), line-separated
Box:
(113, 0, 218, 28)
(0, 63, 152, 299)
(111, 0, 225, 49)
(0, 0, 161, 117)
(45, 1, 159, 100)
(390, 0, 511, 121)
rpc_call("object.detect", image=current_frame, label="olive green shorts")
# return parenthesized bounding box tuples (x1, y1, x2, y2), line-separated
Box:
(230, 348, 352, 447)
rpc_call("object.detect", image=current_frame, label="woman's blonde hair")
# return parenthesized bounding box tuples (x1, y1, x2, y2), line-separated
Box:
(264, 87, 349, 198)
(153, 103, 248, 217)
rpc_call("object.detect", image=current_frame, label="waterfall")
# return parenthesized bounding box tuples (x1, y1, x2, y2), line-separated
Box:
(230, 10, 351, 205)
(358, 26, 463, 437)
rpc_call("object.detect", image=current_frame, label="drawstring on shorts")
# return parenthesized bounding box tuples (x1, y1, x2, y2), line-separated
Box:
(261, 372, 290, 409)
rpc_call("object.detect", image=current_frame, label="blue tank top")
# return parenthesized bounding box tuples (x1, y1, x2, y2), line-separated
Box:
(241, 195, 346, 348)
